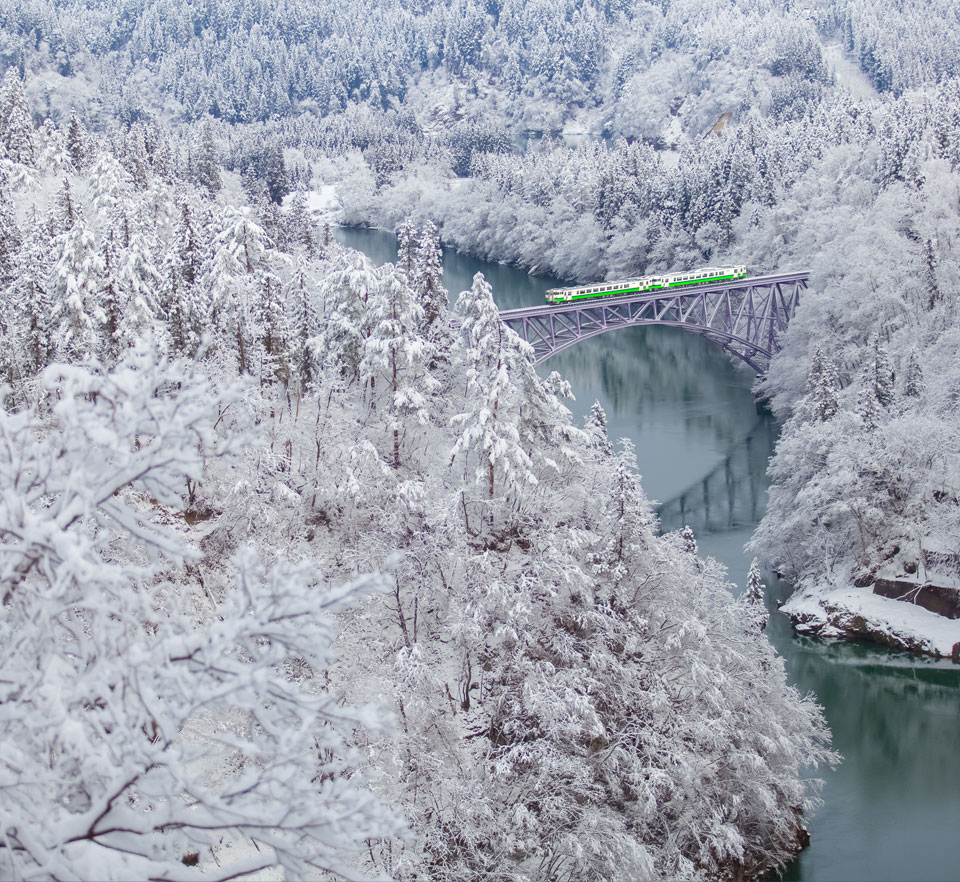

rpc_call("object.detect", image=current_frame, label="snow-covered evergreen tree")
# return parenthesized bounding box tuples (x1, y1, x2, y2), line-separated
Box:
(396, 215, 418, 277)
(315, 250, 378, 382)
(451, 271, 535, 515)
(50, 216, 104, 361)
(745, 556, 768, 631)
(360, 265, 436, 467)
(873, 337, 895, 408)
(904, 347, 925, 398)
(414, 221, 447, 327)
(195, 120, 222, 194)
(0, 68, 34, 165)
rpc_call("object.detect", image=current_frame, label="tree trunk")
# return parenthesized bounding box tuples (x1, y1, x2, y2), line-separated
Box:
(236, 322, 247, 374)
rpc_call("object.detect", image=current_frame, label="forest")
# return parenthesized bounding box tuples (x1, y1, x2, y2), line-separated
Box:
(0, 0, 958, 878)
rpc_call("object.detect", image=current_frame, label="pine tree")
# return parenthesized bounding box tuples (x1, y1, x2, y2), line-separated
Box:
(255, 272, 290, 385)
(904, 348, 925, 398)
(263, 142, 289, 205)
(115, 223, 161, 350)
(316, 250, 378, 381)
(36, 119, 69, 174)
(856, 382, 881, 431)
(591, 440, 654, 598)
(89, 152, 134, 221)
(201, 208, 271, 373)
(0, 184, 22, 286)
(286, 191, 315, 256)
(195, 120, 222, 194)
(680, 524, 698, 555)
(873, 338, 895, 408)
(123, 124, 151, 189)
(99, 230, 123, 365)
(584, 399, 613, 455)
(451, 272, 534, 512)
(0, 69, 35, 165)
(922, 238, 940, 311)
(287, 263, 318, 386)
(360, 265, 435, 468)
(65, 112, 88, 170)
(745, 557, 768, 631)
(54, 178, 79, 233)
(7, 220, 54, 375)
(50, 218, 105, 362)
(396, 216, 418, 278)
(745, 557, 765, 604)
(809, 348, 840, 422)
(414, 221, 447, 327)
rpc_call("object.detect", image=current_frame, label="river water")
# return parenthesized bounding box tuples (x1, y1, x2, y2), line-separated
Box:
(335, 226, 960, 881)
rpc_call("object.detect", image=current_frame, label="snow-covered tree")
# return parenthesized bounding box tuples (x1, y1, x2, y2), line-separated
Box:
(396, 216, 417, 277)
(195, 120, 222, 194)
(451, 271, 535, 515)
(5, 220, 53, 378)
(50, 217, 105, 361)
(0, 68, 34, 165)
(808, 348, 840, 422)
(856, 380, 881, 431)
(904, 347, 924, 398)
(745, 556, 768, 631)
(414, 221, 447, 327)
(584, 399, 613, 454)
(287, 262, 319, 386)
(201, 207, 272, 372)
(360, 264, 436, 467)
(873, 337, 895, 408)
(0, 343, 401, 880)
(315, 250, 378, 381)
(286, 191, 315, 256)
(65, 112, 88, 170)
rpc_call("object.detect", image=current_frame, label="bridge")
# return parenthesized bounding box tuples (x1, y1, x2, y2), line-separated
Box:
(499, 271, 808, 372)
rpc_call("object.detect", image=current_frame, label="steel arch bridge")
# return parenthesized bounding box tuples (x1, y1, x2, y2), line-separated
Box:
(499, 271, 808, 373)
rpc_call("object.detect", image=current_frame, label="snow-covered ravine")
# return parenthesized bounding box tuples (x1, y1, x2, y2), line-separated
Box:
(336, 225, 960, 882)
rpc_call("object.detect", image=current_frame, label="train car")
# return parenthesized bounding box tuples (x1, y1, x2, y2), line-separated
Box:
(545, 265, 748, 304)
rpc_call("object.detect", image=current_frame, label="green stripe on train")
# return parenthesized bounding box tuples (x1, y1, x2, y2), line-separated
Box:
(568, 286, 641, 301)
(667, 273, 740, 287)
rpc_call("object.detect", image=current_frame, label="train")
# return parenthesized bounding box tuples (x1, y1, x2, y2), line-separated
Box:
(544, 265, 748, 304)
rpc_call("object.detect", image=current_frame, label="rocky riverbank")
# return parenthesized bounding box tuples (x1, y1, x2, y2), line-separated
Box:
(784, 584, 960, 661)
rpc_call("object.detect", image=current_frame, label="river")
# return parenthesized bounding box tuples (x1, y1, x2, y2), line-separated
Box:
(334, 225, 960, 882)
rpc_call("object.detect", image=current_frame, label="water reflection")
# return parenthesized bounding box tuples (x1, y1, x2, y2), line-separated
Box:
(657, 416, 776, 535)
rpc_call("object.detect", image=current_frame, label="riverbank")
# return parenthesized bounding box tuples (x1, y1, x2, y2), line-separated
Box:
(783, 582, 960, 661)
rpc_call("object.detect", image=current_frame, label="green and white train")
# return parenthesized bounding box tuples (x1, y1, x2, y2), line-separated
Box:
(545, 265, 748, 304)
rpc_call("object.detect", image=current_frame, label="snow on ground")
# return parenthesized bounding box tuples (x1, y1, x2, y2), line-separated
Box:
(822, 43, 880, 101)
(784, 584, 960, 658)
(304, 184, 342, 221)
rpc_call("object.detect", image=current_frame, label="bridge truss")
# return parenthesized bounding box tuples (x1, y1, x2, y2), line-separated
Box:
(499, 272, 808, 373)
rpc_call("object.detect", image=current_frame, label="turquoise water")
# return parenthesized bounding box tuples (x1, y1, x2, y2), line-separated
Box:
(335, 225, 960, 881)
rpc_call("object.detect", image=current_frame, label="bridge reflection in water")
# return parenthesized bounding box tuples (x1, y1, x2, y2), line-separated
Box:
(656, 415, 777, 536)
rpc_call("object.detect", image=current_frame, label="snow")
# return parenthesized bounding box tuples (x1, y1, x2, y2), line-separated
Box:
(299, 184, 342, 221)
(822, 43, 880, 101)
(784, 584, 960, 658)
